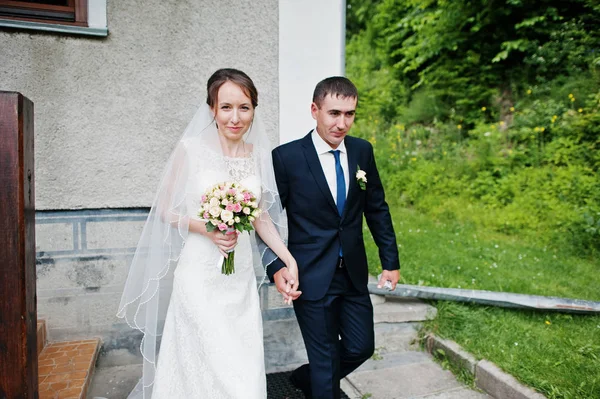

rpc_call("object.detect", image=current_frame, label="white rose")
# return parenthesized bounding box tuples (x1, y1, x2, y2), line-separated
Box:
(221, 210, 234, 222)
(202, 203, 210, 211)
(209, 197, 220, 207)
(221, 199, 229, 206)
(235, 193, 244, 202)
(252, 209, 261, 217)
(209, 207, 221, 217)
(234, 216, 241, 223)
(243, 207, 251, 215)
(356, 170, 367, 180)
(227, 219, 235, 226)
(249, 216, 255, 222)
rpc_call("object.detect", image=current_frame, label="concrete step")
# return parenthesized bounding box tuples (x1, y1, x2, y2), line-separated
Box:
(86, 364, 141, 399)
(375, 322, 421, 353)
(262, 298, 431, 373)
(343, 350, 491, 399)
(373, 296, 437, 324)
(413, 387, 494, 398)
(37, 319, 47, 358)
(38, 338, 101, 399)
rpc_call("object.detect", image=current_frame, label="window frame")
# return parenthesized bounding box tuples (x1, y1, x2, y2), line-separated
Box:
(0, 0, 107, 37)
(0, 0, 88, 27)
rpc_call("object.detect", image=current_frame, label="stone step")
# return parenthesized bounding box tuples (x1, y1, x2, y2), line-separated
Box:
(375, 322, 421, 354)
(373, 296, 438, 324)
(38, 338, 101, 399)
(86, 364, 142, 399)
(344, 350, 491, 399)
(263, 303, 428, 373)
(37, 319, 47, 358)
(264, 317, 307, 373)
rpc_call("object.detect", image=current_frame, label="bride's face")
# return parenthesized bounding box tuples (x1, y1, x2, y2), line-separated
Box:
(212, 81, 255, 142)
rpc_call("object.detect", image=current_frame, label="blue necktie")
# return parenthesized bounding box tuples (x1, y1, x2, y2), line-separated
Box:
(330, 150, 346, 257)
(329, 150, 346, 216)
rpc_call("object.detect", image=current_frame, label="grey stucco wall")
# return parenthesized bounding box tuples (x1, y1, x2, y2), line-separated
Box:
(1, 0, 284, 359)
(0, 0, 279, 210)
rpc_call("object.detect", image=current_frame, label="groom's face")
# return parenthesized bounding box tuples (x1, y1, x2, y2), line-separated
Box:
(311, 94, 357, 149)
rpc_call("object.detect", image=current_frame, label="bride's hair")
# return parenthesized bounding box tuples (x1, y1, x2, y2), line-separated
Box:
(206, 68, 259, 109)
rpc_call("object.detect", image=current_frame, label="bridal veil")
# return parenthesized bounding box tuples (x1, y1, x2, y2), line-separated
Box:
(117, 103, 286, 398)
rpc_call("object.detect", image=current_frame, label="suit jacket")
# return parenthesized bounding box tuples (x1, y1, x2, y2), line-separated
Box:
(268, 131, 399, 301)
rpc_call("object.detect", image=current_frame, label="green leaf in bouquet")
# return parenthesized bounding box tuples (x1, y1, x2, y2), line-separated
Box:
(206, 222, 216, 233)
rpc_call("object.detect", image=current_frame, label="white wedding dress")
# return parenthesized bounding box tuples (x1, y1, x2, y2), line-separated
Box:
(151, 142, 266, 398)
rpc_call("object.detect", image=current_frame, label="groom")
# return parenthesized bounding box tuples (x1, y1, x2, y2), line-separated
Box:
(268, 76, 400, 398)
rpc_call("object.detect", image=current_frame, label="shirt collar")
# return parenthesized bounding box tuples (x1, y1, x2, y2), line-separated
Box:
(311, 128, 347, 155)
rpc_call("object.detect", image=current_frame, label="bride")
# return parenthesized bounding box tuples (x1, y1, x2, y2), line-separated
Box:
(117, 68, 301, 398)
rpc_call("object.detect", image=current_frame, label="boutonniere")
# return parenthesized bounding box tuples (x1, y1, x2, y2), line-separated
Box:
(356, 165, 367, 190)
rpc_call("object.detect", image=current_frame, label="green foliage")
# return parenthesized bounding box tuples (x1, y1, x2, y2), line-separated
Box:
(348, 2, 600, 395)
(347, 0, 600, 253)
(353, 95, 600, 254)
(347, 0, 600, 125)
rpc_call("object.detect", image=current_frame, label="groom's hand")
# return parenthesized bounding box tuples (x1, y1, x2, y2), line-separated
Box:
(274, 267, 301, 305)
(378, 269, 400, 290)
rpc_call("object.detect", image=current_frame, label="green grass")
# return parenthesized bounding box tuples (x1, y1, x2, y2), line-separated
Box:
(365, 206, 600, 399)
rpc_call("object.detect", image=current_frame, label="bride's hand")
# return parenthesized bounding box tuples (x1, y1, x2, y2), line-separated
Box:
(283, 260, 301, 304)
(205, 230, 238, 257)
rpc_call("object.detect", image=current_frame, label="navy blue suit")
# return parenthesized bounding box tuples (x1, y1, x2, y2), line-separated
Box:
(269, 132, 400, 398)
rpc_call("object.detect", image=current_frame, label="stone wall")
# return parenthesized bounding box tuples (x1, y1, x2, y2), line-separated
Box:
(0, 0, 279, 210)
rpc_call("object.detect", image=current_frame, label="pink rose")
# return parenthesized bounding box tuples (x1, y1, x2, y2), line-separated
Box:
(201, 195, 207, 202)
(203, 212, 209, 219)
(226, 204, 234, 211)
(243, 192, 252, 201)
(228, 189, 237, 196)
(218, 223, 228, 231)
(233, 203, 242, 212)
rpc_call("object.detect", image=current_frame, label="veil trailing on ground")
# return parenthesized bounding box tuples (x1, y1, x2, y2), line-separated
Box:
(117, 103, 286, 398)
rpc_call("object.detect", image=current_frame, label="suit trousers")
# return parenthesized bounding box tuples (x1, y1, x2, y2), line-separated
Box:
(292, 264, 375, 399)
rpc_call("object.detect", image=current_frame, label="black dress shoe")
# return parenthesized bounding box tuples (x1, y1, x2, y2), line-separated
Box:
(289, 371, 312, 398)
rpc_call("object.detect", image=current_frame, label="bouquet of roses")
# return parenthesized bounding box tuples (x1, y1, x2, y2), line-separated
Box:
(198, 181, 261, 275)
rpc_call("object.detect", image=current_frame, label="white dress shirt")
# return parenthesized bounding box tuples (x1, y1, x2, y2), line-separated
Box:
(311, 129, 350, 205)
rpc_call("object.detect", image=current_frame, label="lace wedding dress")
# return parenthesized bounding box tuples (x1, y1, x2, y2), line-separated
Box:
(151, 140, 266, 398)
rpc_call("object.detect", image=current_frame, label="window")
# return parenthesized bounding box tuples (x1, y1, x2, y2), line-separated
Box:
(0, 0, 87, 26)
(0, 0, 107, 36)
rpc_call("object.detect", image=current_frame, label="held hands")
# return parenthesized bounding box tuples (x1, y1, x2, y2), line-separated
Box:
(377, 269, 400, 291)
(206, 229, 238, 257)
(273, 262, 301, 305)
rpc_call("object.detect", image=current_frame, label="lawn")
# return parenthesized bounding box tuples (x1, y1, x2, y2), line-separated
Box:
(364, 206, 600, 399)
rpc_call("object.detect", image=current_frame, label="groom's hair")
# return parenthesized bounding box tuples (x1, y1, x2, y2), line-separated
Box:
(312, 76, 358, 108)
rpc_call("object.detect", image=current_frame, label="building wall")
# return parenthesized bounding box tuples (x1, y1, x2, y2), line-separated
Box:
(279, 0, 346, 144)
(0, 0, 279, 210)
(1, 0, 347, 368)
(1, 0, 279, 351)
